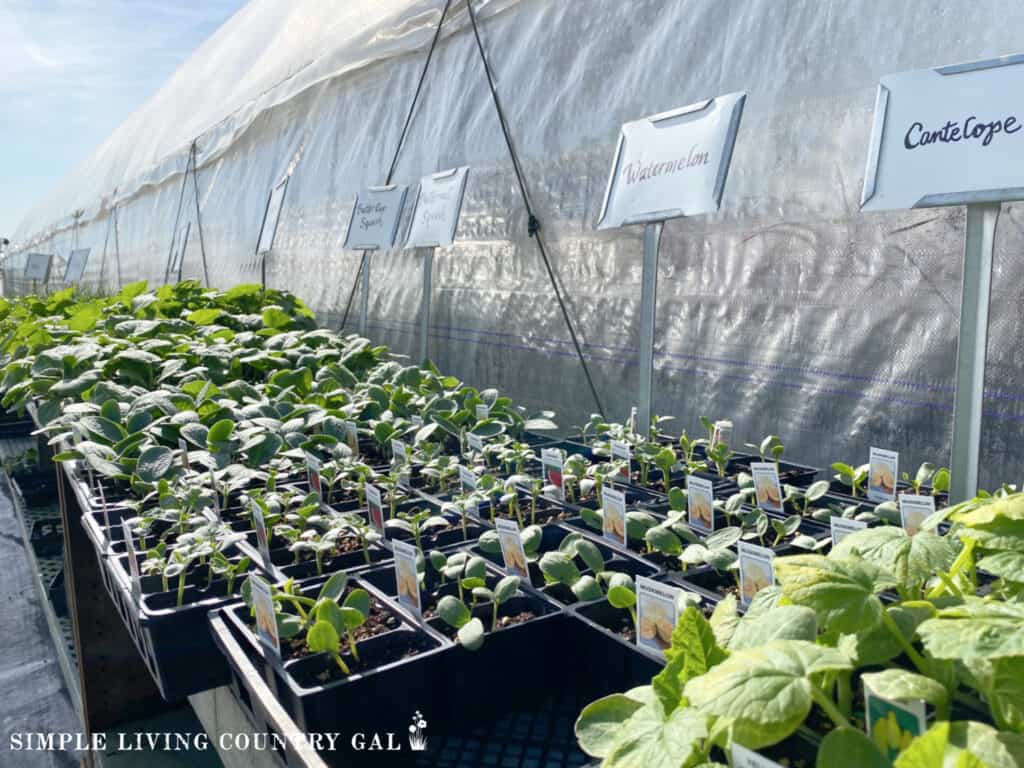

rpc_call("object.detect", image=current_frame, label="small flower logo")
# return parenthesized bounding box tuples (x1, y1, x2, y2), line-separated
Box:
(408, 711, 428, 751)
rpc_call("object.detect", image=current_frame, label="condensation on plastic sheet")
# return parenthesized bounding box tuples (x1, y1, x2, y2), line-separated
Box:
(8, 0, 1024, 490)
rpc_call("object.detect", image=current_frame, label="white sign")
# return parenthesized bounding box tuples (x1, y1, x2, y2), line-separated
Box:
(305, 453, 323, 498)
(596, 92, 746, 228)
(830, 516, 868, 547)
(343, 420, 359, 456)
(404, 167, 469, 248)
(862, 54, 1024, 211)
(123, 523, 142, 600)
(458, 465, 478, 493)
(635, 576, 681, 657)
(343, 185, 408, 251)
(391, 439, 408, 468)
(495, 518, 529, 579)
(475, 404, 490, 421)
(751, 462, 784, 514)
(899, 494, 936, 536)
(392, 540, 421, 618)
(24, 253, 52, 281)
(602, 487, 627, 546)
(610, 440, 632, 480)
(366, 484, 385, 534)
(257, 178, 289, 255)
(250, 575, 280, 657)
(64, 248, 90, 283)
(251, 500, 272, 567)
(738, 542, 775, 607)
(541, 448, 564, 500)
(467, 433, 484, 453)
(868, 447, 899, 503)
(732, 744, 784, 768)
(687, 475, 715, 533)
(711, 420, 733, 450)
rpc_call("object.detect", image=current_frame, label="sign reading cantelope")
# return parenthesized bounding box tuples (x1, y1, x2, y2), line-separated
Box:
(596, 91, 746, 228)
(862, 54, 1024, 210)
(404, 167, 469, 248)
(24, 253, 52, 281)
(64, 248, 90, 283)
(343, 185, 408, 251)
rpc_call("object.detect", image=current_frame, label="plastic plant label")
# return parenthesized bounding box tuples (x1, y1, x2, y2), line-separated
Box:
(596, 92, 746, 227)
(629, 406, 638, 436)
(391, 439, 408, 469)
(711, 419, 733, 450)
(209, 468, 220, 514)
(864, 681, 926, 760)
(687, 475, 715, 533)
(366, 484, 385, 534)
(602, 487, 627, 546)
(343, 185, 408, 251)
(751, 461, 783, 513)
(738, 541, 775, 607)
(410, 414, 423, 428)
(24, 253, 52, 281)
(250, 574, 280, 658)
(458, 465, 477, 493)
(467, 433, 484, 453)
(64, 248, 90, 283)
(404, 166, 470, 248)
(343, 420, 359, 457)
(899, 494, 935, 536)
(541, 448, 564, 501)
(610, 440, 632, 479)
(305, 453, 323, 499)
(635, 575, 681, 657)
(96, 478, 110, 532)
(123, 522, 142, 600)
(495, 518, 529, 579)
(392, 539, 421, 618)
(475, 404, 489, 420)
(177, 438, 190, 471)
(868, 447, 899, 503)
(251, 500, 272, 568)
(830, 516, 868, 546)
(732, 744, 784, 767)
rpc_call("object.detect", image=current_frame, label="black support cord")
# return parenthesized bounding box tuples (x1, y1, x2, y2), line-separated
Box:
(465, 0, 606, 418)
(339, 0, 454, 333)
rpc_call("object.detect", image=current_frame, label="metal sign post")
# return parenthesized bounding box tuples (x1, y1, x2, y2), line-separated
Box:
(861, 53, 1024, 501)
(343, 185, 409, 338)
(404, 167, 470, 361)
(255, 176, 290, 291)
(596, 93, 746, 434)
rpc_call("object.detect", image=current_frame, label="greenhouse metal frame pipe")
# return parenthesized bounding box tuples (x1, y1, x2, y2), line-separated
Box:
(949, 201, 1000, 503)
(637, 222, 662, 435)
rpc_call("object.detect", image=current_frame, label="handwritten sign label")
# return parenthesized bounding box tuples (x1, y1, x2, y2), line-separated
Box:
(405, 167, 469, 248)
(597, 92, 746, 228)
(64, 248, 90, 283)
(862, 55, 1024, 211)
(24, 253, 52, 281)
(343, 185, 408, 251)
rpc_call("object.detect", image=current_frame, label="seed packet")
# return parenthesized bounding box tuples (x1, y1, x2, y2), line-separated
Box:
(865, 683, 926, 760)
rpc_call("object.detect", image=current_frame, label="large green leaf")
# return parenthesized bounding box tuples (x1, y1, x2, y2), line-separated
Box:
(831, 527, 956, 593)
(861, 669, 950, 715)
(893, 721, 1024, 768)
(774, 555, 894, 635)
(917, 599, 1024, 661)
(603, 703, 707, 768)
(817, 727, 891, 768)
(728, 605, 817, 650)
(136, 446, 174, 483)
(653, 606, 727, 712)
(684, 640, 851, 749)
(575, 694, 644, 758)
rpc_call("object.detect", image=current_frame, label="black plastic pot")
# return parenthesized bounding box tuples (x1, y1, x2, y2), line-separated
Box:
(669, 566, 743, 604)
(214, 576, 451, 760)
(236, 535, 391, 583)
(10, 469, 58, 508)
(105, 546, 258, 700)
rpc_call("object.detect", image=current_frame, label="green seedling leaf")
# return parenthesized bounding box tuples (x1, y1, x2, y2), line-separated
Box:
(728, 605, 817, 650)
(207, 418, 235, 444)
(917, 598, 1024, 661)
(318, 572, 348, 602)
(607, 585, 636, 610)
(539, 551, 580, 586)
(893, 720, 1024, 768)
(437, 595, 471, 629)
(861, 669, 949, 716)
(572, 575, 603, 602)
(493, 575, 519, 604)
(775, 554, 894, 635)
(831, 526, 956, 593)
(316, 600, 347, 637)
(136, 445, 173, 483)
(816, 727, 890, 768)
(342, 588, 370, 617)
(685, 640, 852, 749)
(645, 525, 682, 555)
(306, 619, 340, 655)
(457, 617, 485, 650)
(575, 538, 605, 575)
(574, 694, 644, 758)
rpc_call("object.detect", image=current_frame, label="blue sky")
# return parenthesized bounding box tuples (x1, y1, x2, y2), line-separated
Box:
(0, 0, 246, 238)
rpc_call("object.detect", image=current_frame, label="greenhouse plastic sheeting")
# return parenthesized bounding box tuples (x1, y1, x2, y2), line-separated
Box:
(9, 0, 1024, 490)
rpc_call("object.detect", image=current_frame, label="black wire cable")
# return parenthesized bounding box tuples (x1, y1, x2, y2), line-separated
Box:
(465, 0, 606, 418)
(339, 0, 454, 332)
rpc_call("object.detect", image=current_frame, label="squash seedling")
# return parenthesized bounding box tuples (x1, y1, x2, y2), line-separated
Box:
(680, 526, 741, 579)
(746, 434, 785, 470)
(538, 535, 606, 601)
(605, 573, 638, 631)
(385, 506, 450, 550)
(427, 550, 488, 603)
(832, 461, 869, 497)
(466, 574, 521, 632)
(902, 461, 951, 496)
(784, 480, 830, 517)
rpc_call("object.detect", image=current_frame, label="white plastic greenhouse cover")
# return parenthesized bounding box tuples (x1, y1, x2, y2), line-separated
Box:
(10, 0, 1024, 489)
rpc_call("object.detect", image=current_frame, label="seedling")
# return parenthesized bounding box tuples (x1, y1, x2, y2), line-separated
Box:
(747, 434, 785, 469)
(427, 550, 488, 603)
(832, 461, 869, 497)
(469, 575, 522, 631)
(537, 535, 606, 601)
(385, 506, 450, 550)
(901, 461, 951, 496)
(605, 573, 637, 631)
(784, 480, 830, 517)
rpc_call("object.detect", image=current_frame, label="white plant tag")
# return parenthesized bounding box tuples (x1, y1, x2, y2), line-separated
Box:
(250, 574, 280, 658)
(251, 500, 272, 568)
(899, 494, 935, 536)
(541, 448, 564, 501)
(458, 465, 478, 493)
(602, 487, 627, 546)
(830, 516, 867, 547)
(366, 484, 385, 534)
(687, 475, 715, 533)
(495, 518, 529, 579)
(635, 576, 681, 657)
(611, 440, 632, 480)
(738, 541, 775, 607)
(868, 447, 899, 503)
(392, 539, 421, 618)
(751, 462, 783, 513)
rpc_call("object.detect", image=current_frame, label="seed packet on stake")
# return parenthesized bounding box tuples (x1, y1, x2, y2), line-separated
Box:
(458, 464, 477, 493)
(343, 420, 359, 457)
(250, 574, 280, 658)
(610, 440, 631, 480)
(305, 453, 323, 499)
(899, 494, 935, 536)
(392, 539, 421, 618)
(732, 744, 784, 768)
(366, 484, 385, 534)
(830, 516, 867, 546)
(494, 518, 529, 579)
(541, 448, 564, 500)
(868, 447, 899, 503)
(178, 438, 190, 471)
(123, 523, 142, 600)
(738, 541, 775, 606)
(865, 682, 926, 760)
(251, 500, 272, 567)
(635, 576, 680, 656)
(751, 462, 783, 513)
(687, 475, 715, 533)
(602, 487, 627, 546)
